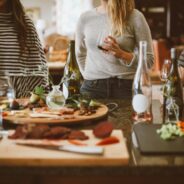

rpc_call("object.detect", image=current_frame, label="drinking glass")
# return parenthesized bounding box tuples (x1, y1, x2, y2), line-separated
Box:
(0, 77, 15, 102)
(97, 28, 112, 52)
(0, 76, 15, 130)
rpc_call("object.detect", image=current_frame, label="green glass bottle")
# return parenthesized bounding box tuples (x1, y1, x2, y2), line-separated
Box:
(62, 40, 82, 99)
(165, 48, 183, 121)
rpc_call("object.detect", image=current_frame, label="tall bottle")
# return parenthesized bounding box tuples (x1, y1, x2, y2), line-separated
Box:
(165, 48, 183, 121)
(132, 41, 152, 123)
(62, 40, 82, 99)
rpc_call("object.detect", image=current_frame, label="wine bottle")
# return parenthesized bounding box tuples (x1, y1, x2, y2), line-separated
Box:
(165, 48, 183, 121)
(132, 41, 152, 123)
(62, 40, 82, 99)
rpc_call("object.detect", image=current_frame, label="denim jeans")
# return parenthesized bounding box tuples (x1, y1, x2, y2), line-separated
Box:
(80, 78, 133, 99)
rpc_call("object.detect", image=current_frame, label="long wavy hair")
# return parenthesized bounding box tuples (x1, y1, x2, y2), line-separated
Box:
(6, 0, 27, 50)
(107, 0, 135, 36)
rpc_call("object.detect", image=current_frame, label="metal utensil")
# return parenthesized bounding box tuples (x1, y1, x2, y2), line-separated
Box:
(106, 103, 118, 112)
(16, 142, 104, 155)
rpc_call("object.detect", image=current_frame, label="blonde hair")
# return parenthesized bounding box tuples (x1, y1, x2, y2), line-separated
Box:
(107, 0, 135, 36)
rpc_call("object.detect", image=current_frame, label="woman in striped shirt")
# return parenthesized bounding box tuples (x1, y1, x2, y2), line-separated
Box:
(0, 0, 48, 98)
(178, 50, 184, 84)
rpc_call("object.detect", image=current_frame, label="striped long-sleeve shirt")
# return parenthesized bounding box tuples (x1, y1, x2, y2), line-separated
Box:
(0, 12, 48, 98)
(178, 50, 184, 67)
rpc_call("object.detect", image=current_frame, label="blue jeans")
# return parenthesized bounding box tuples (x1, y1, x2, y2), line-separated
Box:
(80, 78, 133, 99)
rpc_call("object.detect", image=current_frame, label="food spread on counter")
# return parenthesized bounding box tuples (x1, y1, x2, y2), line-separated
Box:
(157, 121, 184, 140)
(8, 121, 119, 146)
(0, 86, 107, 123)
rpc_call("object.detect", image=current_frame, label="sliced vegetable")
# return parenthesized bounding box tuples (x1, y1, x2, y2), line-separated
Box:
(29, 86, 46, 104)
(2, 111, 8, 117)
(96, 136, 119, 146)
(157, 123, 184, 140)
(89, 100, 101, 108)
(29, 93, 40, 104)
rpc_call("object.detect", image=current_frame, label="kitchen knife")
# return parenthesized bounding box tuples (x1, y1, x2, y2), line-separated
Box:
(16, 142, 104, 155)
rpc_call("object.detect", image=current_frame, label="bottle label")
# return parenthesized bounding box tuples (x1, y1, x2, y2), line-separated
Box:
(62, 83, 69, 99)
(132, 94, 149, 113)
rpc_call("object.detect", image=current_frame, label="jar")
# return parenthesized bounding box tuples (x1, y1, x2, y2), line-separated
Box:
(46, 85, 65, 110)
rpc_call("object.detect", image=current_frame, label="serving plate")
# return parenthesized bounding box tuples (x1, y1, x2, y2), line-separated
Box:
(3, 104, 108, 125)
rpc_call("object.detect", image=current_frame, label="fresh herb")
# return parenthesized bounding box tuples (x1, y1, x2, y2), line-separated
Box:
(30, 86, 45, 104)
(65, 94, 101, 115)
(33, 86, 45, 96)
(157, 123, 184, 140)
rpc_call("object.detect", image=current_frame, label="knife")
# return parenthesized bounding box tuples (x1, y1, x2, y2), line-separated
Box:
(16, 142, 104, 155)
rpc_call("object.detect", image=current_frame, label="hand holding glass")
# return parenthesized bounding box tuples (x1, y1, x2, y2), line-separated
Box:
(97, 29, 112, 52)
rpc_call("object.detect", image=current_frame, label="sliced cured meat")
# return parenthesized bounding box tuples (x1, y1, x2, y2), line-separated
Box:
(8, 126, 28, 139)
(43, 127, 71, 139)
(68, 130, 89, 140)
(27, 125, 50, 139)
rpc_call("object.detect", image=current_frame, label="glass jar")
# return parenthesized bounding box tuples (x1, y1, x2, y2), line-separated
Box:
(46, 85, 65, 110)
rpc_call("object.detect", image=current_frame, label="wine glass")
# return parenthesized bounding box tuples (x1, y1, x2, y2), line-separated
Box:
(0, 76, 15, 130)
(160, 59, 171, 82)
(160, 59, 171, 123)
(97, 27, 112, 52)
(0, 76, 14, 101)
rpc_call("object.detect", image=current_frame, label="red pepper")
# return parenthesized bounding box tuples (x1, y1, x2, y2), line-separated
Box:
(2, 111, 8, 117)
(177, 121, 184, 131)
(96, 136, 119, 146)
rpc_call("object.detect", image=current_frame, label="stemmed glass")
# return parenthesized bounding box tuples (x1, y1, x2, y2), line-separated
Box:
(160, 59, 171, 82)
(160, 59, 171, 123)
(0, 76, 15, 130)
(0, 76, 15, 102)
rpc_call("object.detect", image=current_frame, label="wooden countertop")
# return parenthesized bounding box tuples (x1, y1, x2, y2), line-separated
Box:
(1, 99, 184, 184)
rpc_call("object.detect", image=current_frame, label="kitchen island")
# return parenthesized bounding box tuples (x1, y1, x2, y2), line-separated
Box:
(0, 99, 184, 184)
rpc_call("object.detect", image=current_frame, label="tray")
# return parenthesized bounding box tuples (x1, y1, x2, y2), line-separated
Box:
(3, 104, 108, 125)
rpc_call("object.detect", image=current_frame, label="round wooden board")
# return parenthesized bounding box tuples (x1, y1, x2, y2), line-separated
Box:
(3, 105, 109, 125)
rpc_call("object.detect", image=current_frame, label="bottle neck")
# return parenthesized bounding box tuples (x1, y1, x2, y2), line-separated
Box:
(170, 48, 179, 75)
(138, 41, 148, 72)
(70, 40, 75, 52)
(67, 40, 76, 67)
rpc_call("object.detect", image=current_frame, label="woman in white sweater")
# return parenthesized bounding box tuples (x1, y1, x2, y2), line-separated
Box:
(75, 0, 154, 99)
(0, 0, 48, 98)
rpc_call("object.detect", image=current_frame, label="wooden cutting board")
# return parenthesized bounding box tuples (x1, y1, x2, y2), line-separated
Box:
(3, 105, 108, 125)
(0, 130, 129, 166)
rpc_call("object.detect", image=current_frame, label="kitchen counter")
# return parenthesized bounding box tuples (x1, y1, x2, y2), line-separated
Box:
(1, 99, 184, 184)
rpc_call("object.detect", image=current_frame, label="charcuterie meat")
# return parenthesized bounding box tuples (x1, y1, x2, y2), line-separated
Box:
(43, 127, 71, 139)
(8, 124, 89, 140)
(68, 130, 89, 140)
(93, 121, 113, 138)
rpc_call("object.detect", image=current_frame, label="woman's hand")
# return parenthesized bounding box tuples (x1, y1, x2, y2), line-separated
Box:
(102, 36, 134, 63)
(102, 36, 123, 58)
